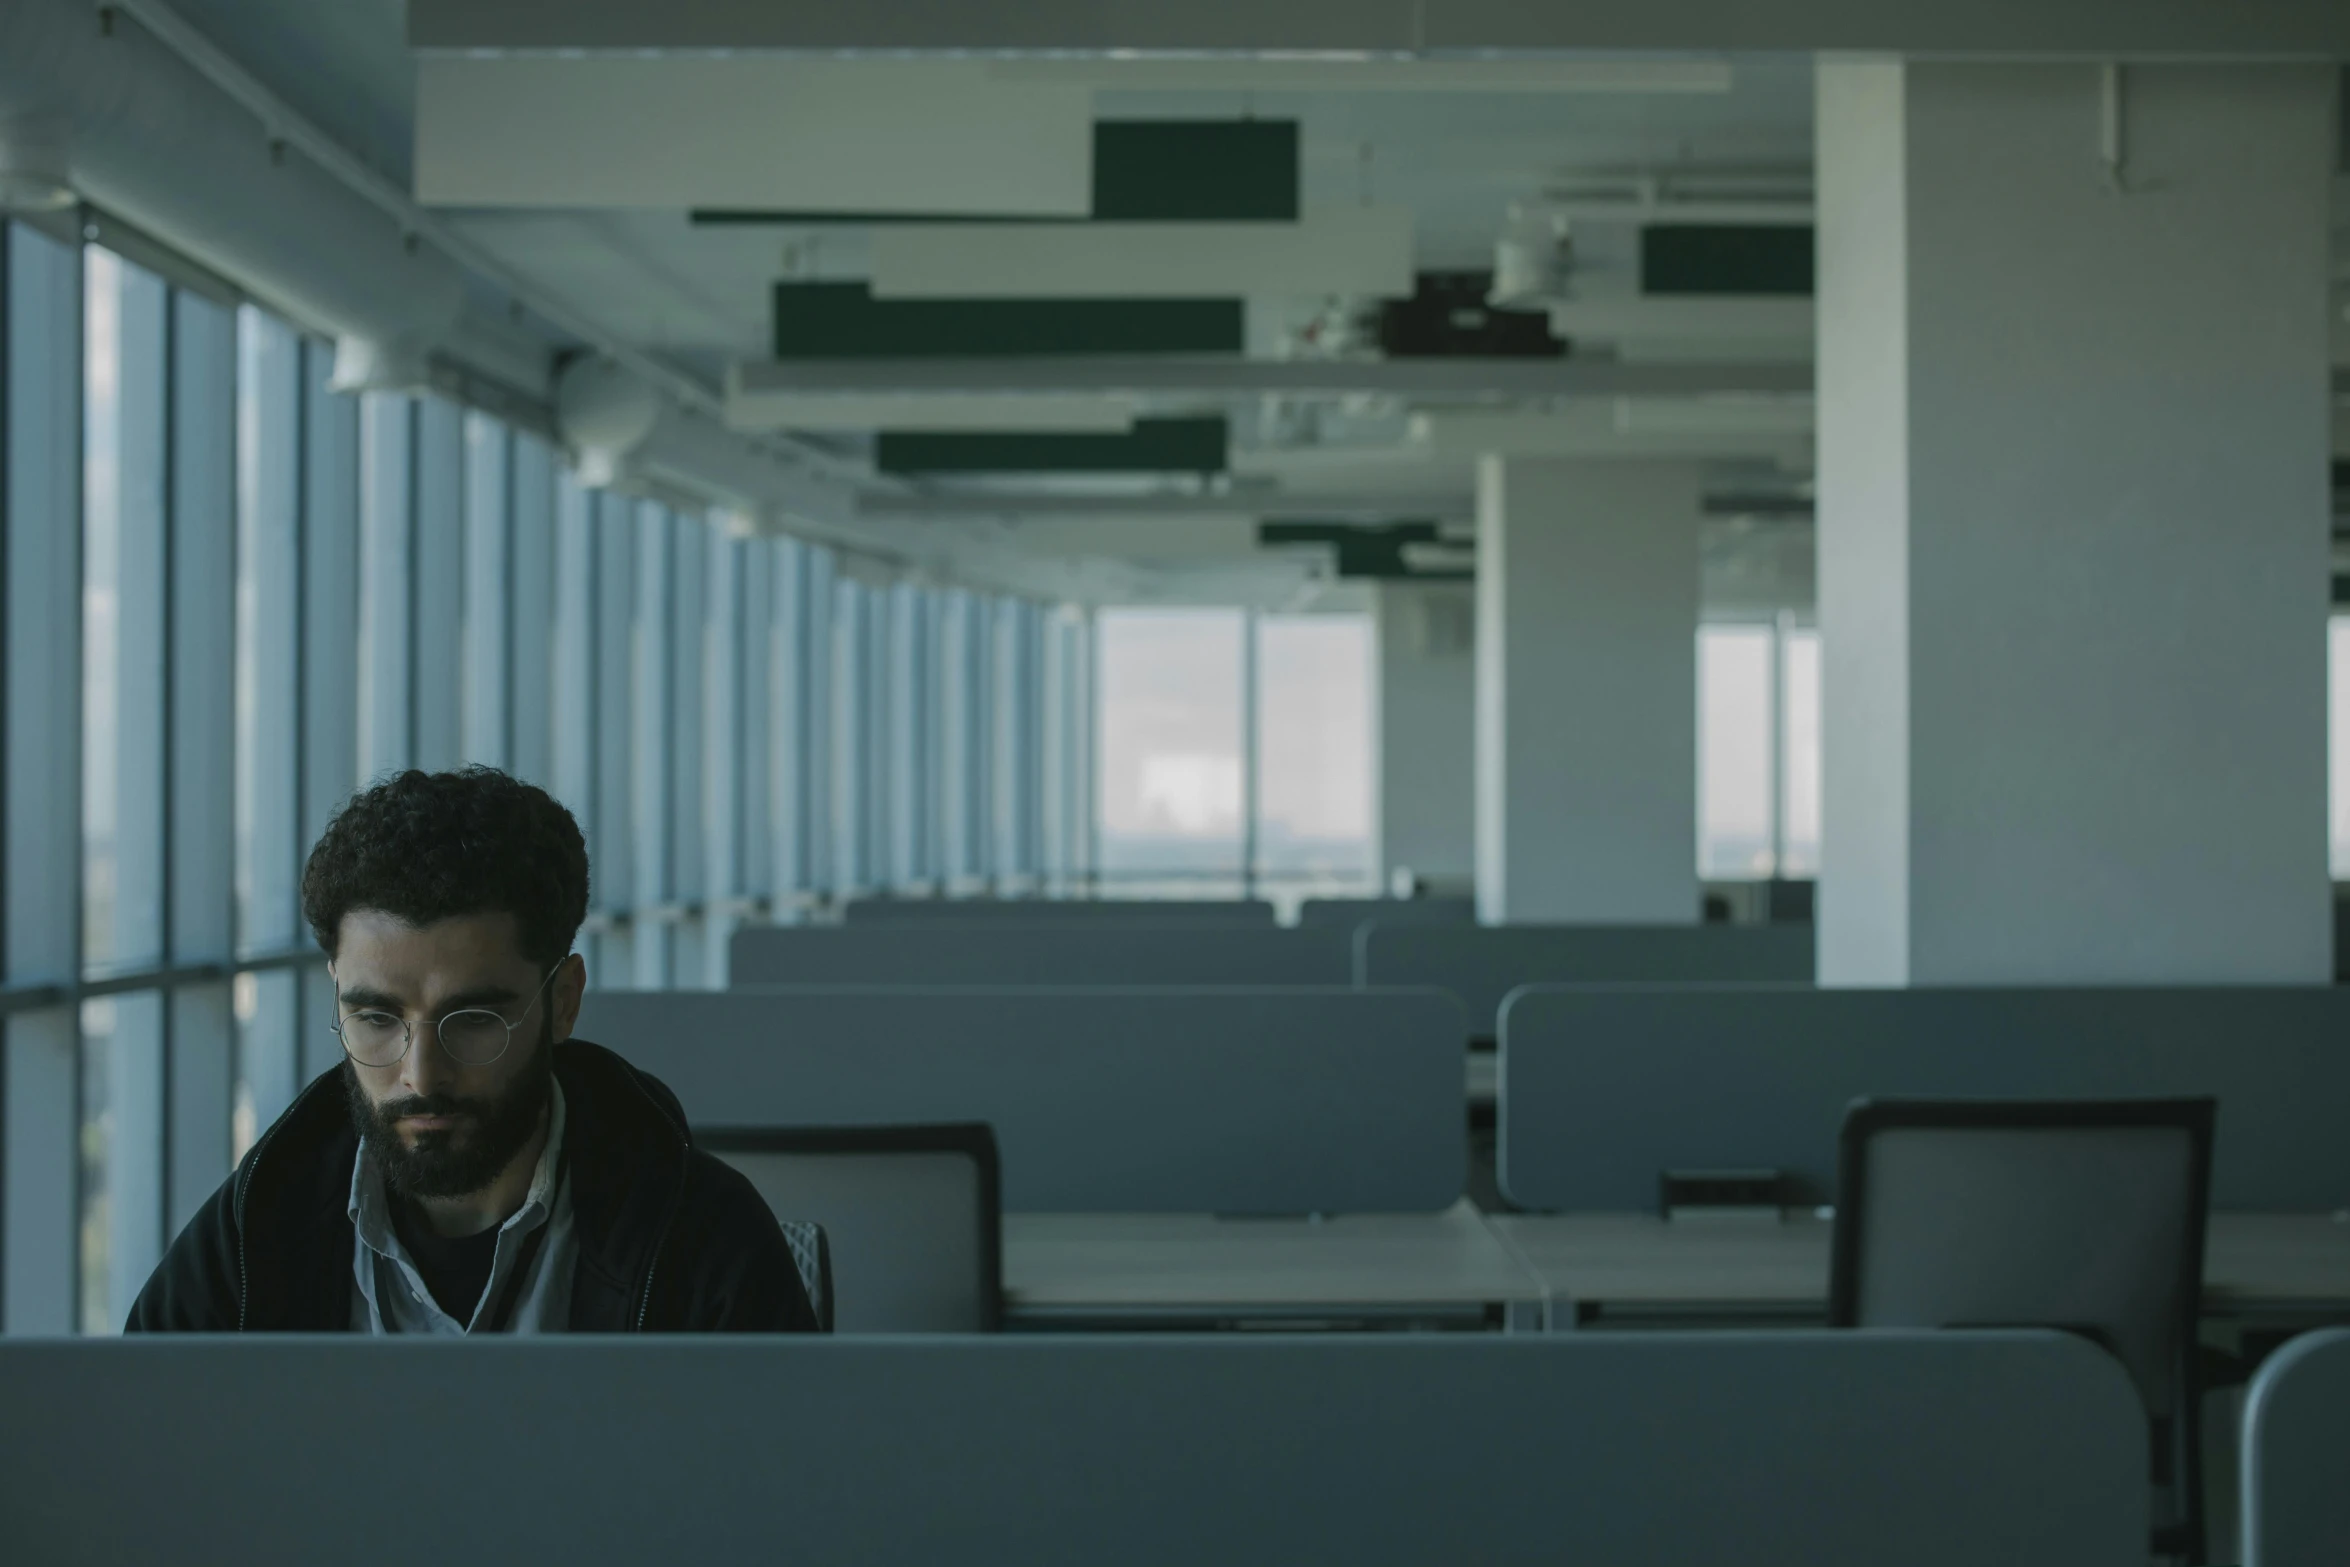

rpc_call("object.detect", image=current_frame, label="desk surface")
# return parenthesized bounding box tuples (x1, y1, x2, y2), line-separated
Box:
(1491, 1210, 2350, 1321)
(1004, 1201, 1542, 1321)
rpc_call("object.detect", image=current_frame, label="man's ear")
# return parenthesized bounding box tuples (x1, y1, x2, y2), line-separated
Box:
(550, 951, 588, 1043)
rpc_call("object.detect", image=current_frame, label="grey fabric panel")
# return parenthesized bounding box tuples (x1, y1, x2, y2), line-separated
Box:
(1356, 923, 1815, 1032)
(1297, 896, 1475, 929)
(843, 898, 1275, 926)
(1499, 986, 2350, 1210)
(731, 923, 1349, 985)
(580, 987, 1466, 1213)
(0, 1333, 2145, 1567)
(2242, 1327, 2350, 1567)
(719, 1151, 985, 1333)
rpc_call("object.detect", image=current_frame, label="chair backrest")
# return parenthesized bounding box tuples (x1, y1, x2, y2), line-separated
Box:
(1829, 1097, 2214, 1560)
(730, 923, 1351, 987)
(773, 1219, 834, 1331)
(706, 1123, 1000, 1333)
(1357, 923, 1814, 1038)
(578, 987, 1467, 1213)
(1496, 985, 2350, 1211)
(0, 1333, 2149, 1567)
(843, 898, 1274, 927)
(2241, 1327, 2350, 1567)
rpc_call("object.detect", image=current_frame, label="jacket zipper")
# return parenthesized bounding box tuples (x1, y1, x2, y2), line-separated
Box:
(232, 1096, 298, 1333)
(623, 1067, 691, 1331)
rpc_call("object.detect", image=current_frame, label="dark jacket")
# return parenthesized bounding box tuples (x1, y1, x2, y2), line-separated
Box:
(127, 1038, 820, 1334)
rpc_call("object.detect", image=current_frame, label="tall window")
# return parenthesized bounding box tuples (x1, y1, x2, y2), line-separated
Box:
(1254, 614, 1374, 882)
(1096, 609, 1247, 881)
(1095, 606, 1375, 890)
(1697, 619, 1819, 880)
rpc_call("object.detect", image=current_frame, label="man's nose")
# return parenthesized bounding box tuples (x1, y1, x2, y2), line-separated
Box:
(396, 1018, 457, 1098)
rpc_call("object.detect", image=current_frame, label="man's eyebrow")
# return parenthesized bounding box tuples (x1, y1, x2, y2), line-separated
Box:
(336, 984, 524, 1012)
(436, 985, 525, 1011)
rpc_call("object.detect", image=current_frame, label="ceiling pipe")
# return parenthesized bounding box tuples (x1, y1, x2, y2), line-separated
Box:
(0, 0, 465, 390)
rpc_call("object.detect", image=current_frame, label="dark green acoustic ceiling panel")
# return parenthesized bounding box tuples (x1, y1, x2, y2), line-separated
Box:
(1641, 226, 1815, 296)
(878, 417, 1229, 476)
(1259, 521, 1469, 581)
(699, 118, 1299, 225)
(1092, 120, 1299, 221)
(773, 283, 1243, 358)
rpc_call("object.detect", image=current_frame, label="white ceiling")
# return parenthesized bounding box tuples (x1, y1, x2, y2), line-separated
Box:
(144, 9, 2342, 607)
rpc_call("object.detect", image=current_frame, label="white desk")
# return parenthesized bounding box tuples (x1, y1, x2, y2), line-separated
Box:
(1491, 1210, 2350, 1329)
(1003, 1200, 1545, 1328)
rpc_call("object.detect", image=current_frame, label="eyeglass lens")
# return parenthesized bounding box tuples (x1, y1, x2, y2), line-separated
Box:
(339, 1008, 518, 1069)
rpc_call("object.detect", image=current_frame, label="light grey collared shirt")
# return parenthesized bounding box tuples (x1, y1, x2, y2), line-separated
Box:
(349, 1081, 578, 1334)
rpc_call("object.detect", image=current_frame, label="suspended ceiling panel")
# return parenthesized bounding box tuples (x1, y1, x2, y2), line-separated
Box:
(414, 57, 1093, 213)
(869, 208, 1416, 300)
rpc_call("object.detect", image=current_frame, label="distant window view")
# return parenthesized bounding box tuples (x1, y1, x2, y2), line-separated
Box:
(1095, 607, 1374, 888)
(1254, 614, 1374, 881)
(1096, 609, 1246, 878)
(1699, 621, 1820, 881)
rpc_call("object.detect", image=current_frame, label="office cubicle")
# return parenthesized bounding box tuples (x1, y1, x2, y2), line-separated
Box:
(579, 986, 1467, 1213)
(730, 923, 1352, 987)
(0, 1334, 2146, 1567)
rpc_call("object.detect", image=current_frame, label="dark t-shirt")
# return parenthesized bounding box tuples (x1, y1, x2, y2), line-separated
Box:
(390, 1202, 502, 1324)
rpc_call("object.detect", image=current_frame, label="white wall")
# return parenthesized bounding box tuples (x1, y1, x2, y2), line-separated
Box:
(1818, 60, 2337, 984)
(1475, 457, 1701, 924)
(1374, 582, 1475, 890)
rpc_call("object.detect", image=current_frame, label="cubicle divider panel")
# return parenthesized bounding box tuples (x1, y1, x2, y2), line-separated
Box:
(731, 923, 1350, 986)
(1297, 896, 1475, 929)
(1498, 986, 2350, 1211)
(579, 987, 1466, 1213)
(0, 1333, 2145, 1567)
(843, 897, 1275, 926)
(2241, 1327, 2350, 1567)
(1356, 922, 1816, 1038)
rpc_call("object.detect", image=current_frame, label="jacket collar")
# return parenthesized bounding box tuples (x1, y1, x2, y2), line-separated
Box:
(235, 1038, 690, 1331)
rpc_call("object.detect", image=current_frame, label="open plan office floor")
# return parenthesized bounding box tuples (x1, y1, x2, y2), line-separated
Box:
(999, 1205, 2350, 1334)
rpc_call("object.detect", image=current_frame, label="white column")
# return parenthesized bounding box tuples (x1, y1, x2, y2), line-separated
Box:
(1374, 582, 1475, 894)
(1474, 458, 1701, 924)
(1816, 61, 2336, 985)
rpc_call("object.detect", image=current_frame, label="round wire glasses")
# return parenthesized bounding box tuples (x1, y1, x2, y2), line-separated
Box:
(332, 962, 564, 1069)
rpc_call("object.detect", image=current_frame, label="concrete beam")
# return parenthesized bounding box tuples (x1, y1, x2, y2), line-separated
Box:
(412, 0, 2350, 56)
(737, 356, 1814, 401)
(859, 489, 1475, 523)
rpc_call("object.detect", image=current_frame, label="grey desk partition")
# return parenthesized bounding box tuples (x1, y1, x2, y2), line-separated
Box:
(579, 987, 1466, 1212)
(0, 1334, 2144, 1567)
(1357, 922, 1814, 1038)
(731, 923, 1350, 986)
(1298, 895, 1475, 929)
(2242, 1327, 2350, 1567)
(844, 897, 1274, 926)
(1499, 985, 2350, 1211)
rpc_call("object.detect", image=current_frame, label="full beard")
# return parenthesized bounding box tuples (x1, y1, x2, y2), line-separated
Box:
(342, 1014, 556, 1201)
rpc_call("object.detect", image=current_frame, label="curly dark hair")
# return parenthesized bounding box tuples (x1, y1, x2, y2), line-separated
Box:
(302, 767, 591, 968)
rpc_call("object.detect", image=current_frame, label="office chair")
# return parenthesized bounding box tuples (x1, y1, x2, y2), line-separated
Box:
(1829, 1097, 2215, 1564)
(702, 1123, 1002, 1333)
(774, 1220, 834, 1332)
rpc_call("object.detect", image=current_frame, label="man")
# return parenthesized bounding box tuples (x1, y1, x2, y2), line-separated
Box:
(130, 766, 819, 1333)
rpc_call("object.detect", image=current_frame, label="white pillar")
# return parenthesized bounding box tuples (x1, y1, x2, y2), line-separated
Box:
(1474, 458, 1701, 924)
(1374, 582, 1475, 893)
(1816, 60, 2336, 985)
